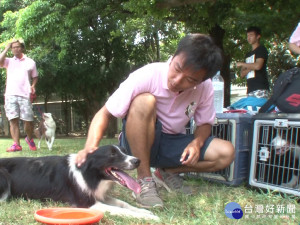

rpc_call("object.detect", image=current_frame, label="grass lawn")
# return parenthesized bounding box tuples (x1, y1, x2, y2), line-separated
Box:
(0, 137, 299, 225)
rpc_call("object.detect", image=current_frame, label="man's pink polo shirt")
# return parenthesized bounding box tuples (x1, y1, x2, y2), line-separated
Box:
(1, 55, 38, 98)
(290, 22, 300, 47)
(106, 60, 215, 134)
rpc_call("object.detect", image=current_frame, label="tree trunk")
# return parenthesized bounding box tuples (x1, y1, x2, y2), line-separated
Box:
(209, 24, 231, 107)
(44, 96, 48, 113)
(61, 95, 70, 136)
(106, 116, 118, 138)
(153, 31, 160, 62)
(1, 105, 9, 136)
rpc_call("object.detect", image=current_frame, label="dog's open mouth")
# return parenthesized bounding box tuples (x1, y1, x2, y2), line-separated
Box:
(105, 168, 141, 194)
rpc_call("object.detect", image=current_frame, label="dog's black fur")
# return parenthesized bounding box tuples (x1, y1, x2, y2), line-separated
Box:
(0, 145, 158, 220)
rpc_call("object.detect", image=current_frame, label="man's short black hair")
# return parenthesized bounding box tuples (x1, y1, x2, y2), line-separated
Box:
(173, 34, 223, 80)
(247, 26, 261, 36)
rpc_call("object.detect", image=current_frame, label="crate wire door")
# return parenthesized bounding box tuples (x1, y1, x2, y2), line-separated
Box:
(188, 119, 234, 181)
(249, 119, 300, 196)
(207, 118, 234, 181)
(188, 118, 239, 184)
(187, 113, 252, 186)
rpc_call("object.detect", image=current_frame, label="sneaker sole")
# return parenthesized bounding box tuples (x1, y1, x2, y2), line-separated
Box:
(131, 192, 163, 209)
(152, 173, 173, 193)
(6, 149, 22, 152)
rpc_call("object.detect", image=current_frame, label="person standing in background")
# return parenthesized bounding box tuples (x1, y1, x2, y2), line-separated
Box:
(289, 22, 300, 55)
(0, 39, 38, 152)
(236, 26, 269, 98)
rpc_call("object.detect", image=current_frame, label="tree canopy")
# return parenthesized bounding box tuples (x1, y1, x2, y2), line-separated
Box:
(0, 0, 299, 132)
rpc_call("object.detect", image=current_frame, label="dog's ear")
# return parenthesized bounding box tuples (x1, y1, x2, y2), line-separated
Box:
(78, 156, 94, 171)
(79, 147, 104, 170)
(112, 145, 129, 155)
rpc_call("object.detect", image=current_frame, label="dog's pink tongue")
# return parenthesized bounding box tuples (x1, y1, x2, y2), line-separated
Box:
(115, 170, 141, 194)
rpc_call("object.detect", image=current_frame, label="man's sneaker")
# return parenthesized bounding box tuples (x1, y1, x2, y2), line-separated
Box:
(25, 137, 37, 151)
(132, 177, 163, 209)
(6, 143, 22, 152)
(153, 168, 193, 195)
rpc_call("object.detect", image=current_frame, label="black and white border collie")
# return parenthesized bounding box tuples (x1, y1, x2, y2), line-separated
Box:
(0, 145, 158, 221)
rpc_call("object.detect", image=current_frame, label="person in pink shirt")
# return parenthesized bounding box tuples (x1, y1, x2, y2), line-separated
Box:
(0, 39, 38, 152)
(289, 22, 300, 55)
(76, 34, 235, 208)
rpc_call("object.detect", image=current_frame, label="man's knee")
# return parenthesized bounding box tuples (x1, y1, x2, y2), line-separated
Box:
(215, 141, 235, 170)
(9, 118, 19, 126)
(205, 139, 235, 170)
(24, 121, 33, 129)
(131, 93, 156, 108)
(222, 142, 235, 165)
(128, 93, 156, 119)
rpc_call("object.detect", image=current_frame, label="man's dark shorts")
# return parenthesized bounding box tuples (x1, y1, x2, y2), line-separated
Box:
(120, 119, 214, 168)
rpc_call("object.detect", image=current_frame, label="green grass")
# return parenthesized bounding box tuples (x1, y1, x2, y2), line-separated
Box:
(0, 137, 299, 225)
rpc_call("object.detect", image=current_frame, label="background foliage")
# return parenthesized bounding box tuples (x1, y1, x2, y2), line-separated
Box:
(0, 0, 300, 132)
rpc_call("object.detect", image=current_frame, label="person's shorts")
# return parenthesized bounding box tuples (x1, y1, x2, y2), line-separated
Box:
(120, 119, 214, 168)
(4, 95, 34, 121)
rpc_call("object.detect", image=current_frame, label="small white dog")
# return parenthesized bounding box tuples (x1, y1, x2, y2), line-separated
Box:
(271, 135, 300, 188)
(271, 136, 300, 158)
(34, 113, 56, 150)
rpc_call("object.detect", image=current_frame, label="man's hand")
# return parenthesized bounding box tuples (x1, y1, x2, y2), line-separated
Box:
(31, 85, 36, 94)
(235, 62, 249, 78)
(236, 62, 245, 68)
(289, 43, 300, 55)
(181, 123, 211, 166)
(5, 42, 12, 51)
(180, 142, 201, 166)
(0, 42, 12, 66)
(76, 147, 98, 167)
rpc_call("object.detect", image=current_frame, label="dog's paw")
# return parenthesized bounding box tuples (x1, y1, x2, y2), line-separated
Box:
(135, 208, 155, 215)
(134, 208, 159, 221)
(140, 213, 159, 221)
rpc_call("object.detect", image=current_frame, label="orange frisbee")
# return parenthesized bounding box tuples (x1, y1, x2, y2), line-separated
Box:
(34, 207, 104, 224)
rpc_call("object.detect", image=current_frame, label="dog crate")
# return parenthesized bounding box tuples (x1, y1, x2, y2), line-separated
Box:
(186, 113, 253, 186)
(249, 113, 300, 196)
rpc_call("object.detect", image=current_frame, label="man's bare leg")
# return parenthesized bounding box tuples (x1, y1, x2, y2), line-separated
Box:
(125, 93, 157, 179)
(24, 120, 34, 140)
(9, 118, 20, 145)
(125, 93, 163, 208)
(152, 134, 235, 194)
